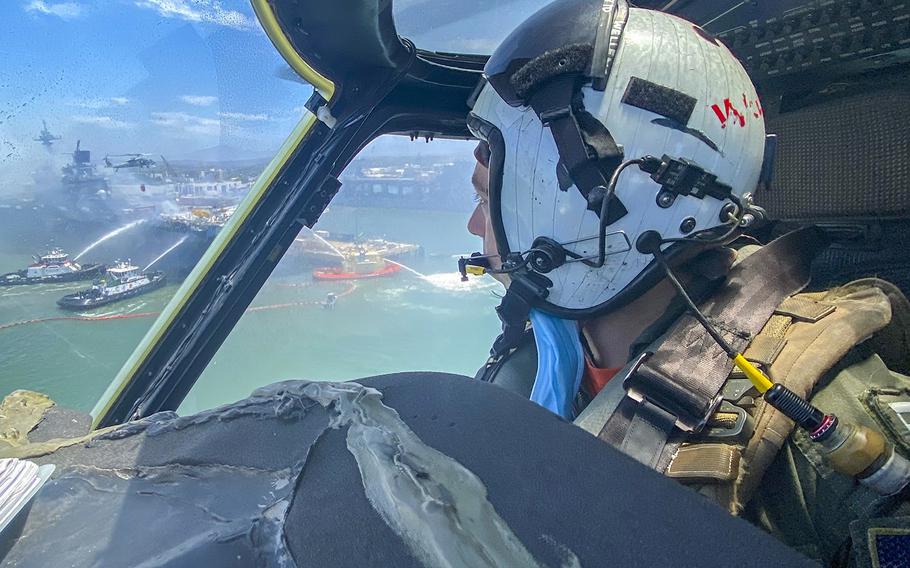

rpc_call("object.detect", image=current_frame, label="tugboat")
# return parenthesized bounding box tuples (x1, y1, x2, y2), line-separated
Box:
(313, 254, 401, 281)
(56, 261, 166, 310)
(0, 249, 105, 286)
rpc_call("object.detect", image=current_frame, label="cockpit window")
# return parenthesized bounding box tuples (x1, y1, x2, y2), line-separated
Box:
(180, 137, 502, 414)
(2, 0, 515, 418)
(393, 0, 554, 54)
(0, 1, 306, 412)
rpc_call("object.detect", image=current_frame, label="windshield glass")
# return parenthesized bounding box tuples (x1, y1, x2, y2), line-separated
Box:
(0, 0, 306, 412)
(394, 0, 554, 53)
(181, 137, 502, 413)
(1, 0, 512, 417)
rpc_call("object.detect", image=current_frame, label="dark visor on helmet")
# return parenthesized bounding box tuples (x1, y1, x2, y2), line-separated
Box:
(467, 112, 513, 259)
(484, 0, 627, 107)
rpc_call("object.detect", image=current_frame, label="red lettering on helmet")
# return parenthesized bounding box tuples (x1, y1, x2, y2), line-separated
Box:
(742, 95, 764, 119)
(711, 98, 747, 129)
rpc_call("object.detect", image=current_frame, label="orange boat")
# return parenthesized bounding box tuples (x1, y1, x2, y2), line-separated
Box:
(313, 256, 401, 281)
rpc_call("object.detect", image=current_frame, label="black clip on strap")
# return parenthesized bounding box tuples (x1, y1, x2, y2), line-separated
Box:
(491, 274, 550, 357)
(527, 76, 627, 223)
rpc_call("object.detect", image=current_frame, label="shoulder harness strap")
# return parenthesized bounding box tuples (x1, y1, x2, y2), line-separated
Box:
(595, 226, 828, 470)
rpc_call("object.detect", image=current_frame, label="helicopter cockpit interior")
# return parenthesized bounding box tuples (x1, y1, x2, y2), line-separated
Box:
(1, 0, 908, 565)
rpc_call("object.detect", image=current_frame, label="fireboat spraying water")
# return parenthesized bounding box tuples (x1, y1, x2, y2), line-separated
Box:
(298, 229, 420, 281)
(313, 252, 402, 281)
(73, 219, 147, 262)
(56, 261, 166, 310)
(144, 236, 188, 272)
(0, 249, 105, 286)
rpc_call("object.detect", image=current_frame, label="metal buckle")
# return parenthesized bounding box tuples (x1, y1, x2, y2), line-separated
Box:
(699, 402, 754, 443)
(621, 352, 724, 433)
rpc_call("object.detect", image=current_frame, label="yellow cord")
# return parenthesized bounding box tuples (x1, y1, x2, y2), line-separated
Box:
(732, 353, 774, 393)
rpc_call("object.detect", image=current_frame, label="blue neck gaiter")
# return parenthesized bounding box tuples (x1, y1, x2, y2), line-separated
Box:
(529, 308, 584, 420)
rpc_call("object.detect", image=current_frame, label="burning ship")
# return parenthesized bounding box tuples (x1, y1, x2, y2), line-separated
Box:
(158, 206, 238, 239)
(158, 206, 423, 270)
(62, 141, 110, 195)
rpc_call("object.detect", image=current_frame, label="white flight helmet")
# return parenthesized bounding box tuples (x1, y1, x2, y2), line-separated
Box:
(468, 0, 767, 319)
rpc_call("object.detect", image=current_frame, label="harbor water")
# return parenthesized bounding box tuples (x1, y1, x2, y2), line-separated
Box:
(0, 205, 503, 415)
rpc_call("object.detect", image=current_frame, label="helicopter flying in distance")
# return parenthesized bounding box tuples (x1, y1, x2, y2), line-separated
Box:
(103, 153, 157, 171)
(33, 120, 61, 148)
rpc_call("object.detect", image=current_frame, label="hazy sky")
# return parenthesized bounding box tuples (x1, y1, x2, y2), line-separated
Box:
(0, 0, 550, 186)
(2, 1, 310, 164)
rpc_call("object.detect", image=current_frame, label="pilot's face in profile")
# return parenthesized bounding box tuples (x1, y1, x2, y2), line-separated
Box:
(468, 141, 505, 278)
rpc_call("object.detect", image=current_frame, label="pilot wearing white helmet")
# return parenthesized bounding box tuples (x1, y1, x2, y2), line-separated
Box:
(462, 1, 910, 565)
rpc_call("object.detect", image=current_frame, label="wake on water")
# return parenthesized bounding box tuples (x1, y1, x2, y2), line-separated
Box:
(422, 272, 498, 292)
(122, 301, 149, 315)
(382, 271, 498, 294)
(87, 309, 120, 318)
(383, 259, 497, 293)
(0, 282, 83, 298)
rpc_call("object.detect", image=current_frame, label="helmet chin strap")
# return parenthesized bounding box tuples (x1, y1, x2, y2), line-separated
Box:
(490, 271, 551, 357)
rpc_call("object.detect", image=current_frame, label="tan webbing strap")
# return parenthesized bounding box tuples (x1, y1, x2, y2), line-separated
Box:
(760, 313, 791, 340)
(732, 284, 894, 512)
(742, 335, 787, 368)
(738, 311, 797, 369)
(597, 227, 828, 471)
(667, 444, 740, 482)
(775, 296, 837, 323)
(667, 295, 834, 491)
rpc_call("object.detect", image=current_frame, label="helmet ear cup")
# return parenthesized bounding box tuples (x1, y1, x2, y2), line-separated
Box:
(635, 231, 663, 256)
(528, 238, 567, 274)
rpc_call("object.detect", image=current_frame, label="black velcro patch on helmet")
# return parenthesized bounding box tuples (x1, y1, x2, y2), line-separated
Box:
(621, 77, 696, 125)
(511, 44, 593, 101)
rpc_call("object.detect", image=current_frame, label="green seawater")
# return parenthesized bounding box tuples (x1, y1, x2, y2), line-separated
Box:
(0, 206, 503, 415)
